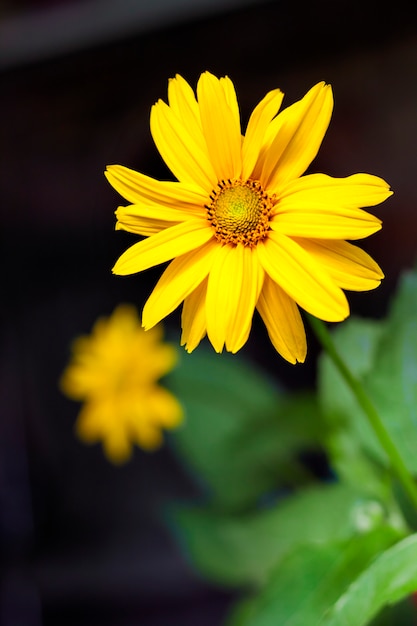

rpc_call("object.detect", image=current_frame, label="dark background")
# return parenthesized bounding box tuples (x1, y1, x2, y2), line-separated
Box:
(1, 1, 417, 624)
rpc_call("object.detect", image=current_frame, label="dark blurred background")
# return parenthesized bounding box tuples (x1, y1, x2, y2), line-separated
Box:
(1, 1, 417, 624)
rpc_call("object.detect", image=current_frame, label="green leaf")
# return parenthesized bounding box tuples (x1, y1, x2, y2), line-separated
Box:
(168, 347, 323, 511)
(227, 527, 403, 626)
(365, 318, 417, 473)
(225, 597, 258, 626)
(172, 483, 397, 587)
(321, 533, 417, 626)
(387, 270, 417, 325)
(319, 268, 417, 486)
(318, 318, 390, 499)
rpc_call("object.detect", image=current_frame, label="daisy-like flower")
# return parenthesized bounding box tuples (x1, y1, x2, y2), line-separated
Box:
(106, 72, 392, 364)
(60, 305, 183, 464)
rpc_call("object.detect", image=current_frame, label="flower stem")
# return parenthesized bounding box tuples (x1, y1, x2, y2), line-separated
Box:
(307, 314, 417, 514)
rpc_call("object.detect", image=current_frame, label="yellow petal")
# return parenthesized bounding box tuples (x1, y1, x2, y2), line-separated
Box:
(228, 246, 264, 352)
(197, 71, 242, 181)
(256, 275, 306, 364)
(259, 82, 333, 189)
(75, 404, 102, 442)
(168, 74, 205, 135)
(206, 244, 264, 353)
(112, 219, 213, 275)
(270, 205, 382, 240)
(257, 232, 349, 322)
(220, 76, 240, 126)
(271, 173, 389, 240)
(115, 208, 181, 237)
(150, 99, 217, 192)
(77, 402, 135, 464)
(115, 220, 174, 237)
(105, 164, 207, 207)
(167, 74, 207, 154)
(278, 173, 393, 207)
(181, 278, 208, 352)
(241, 88, 284, 181)
(115, 197, 206, 235)
(142, 241, 217, 329)
(295, 238, 384, 291)
(103, 433, 133, 464)
(138, 388, 183, 428)
(129, 411, 163, 451)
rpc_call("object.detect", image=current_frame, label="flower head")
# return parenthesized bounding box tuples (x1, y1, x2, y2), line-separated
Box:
(60, 305, 183, 463)
(106, 72, 392, 363)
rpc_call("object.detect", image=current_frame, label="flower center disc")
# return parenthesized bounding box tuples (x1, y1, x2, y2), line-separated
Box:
(206, 179, 274, 246)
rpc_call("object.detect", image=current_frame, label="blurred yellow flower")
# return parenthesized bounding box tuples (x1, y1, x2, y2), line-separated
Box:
(60, 305, 183, 464)
(106, 72, 392, 363)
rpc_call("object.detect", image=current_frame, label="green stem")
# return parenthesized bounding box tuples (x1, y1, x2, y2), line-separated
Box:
(307, 313, 417, 514)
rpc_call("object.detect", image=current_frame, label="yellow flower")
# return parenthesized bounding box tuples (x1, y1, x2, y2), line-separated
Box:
(60, 305, 183, 464)
(106, 72, 392, 364)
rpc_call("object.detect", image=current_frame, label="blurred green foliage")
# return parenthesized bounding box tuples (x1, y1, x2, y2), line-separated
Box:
(166, 268, 417, 626)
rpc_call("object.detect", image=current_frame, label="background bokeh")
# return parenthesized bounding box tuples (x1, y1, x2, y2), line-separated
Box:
(1, 1, 417, 624)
